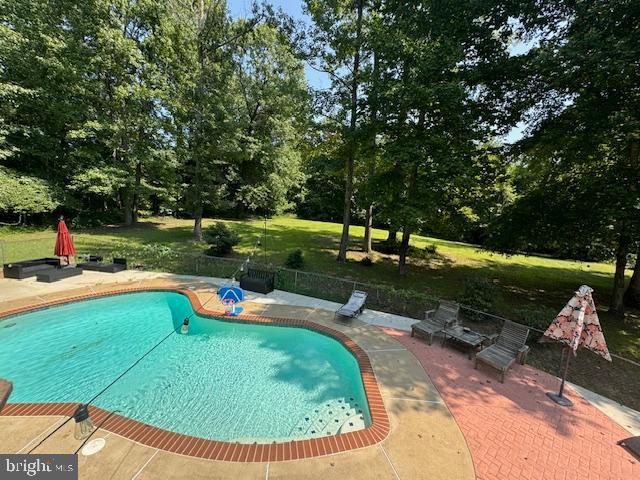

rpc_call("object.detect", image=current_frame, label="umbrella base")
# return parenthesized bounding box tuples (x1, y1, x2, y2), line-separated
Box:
(546, 391, 573, 407)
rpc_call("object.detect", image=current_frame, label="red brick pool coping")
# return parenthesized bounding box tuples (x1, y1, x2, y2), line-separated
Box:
(0, 287, 390, 462)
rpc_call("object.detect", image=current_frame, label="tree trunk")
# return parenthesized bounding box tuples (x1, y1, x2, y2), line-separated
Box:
(132, 161, 142, 224)
(363, 204, 373, 253)
(193, 204, 203, 241)
(151, 195, 160, 215)
(193, 151, 203, 241)
(397, 159, 419, 275)
(398, 228, 411, 276)
(623, 244, 640, 309)
(193, 2, 206, 242)
(337, 150, 355, 262)
(337, 0, 364, 263)
(362, 47, 379, 254)
(123, 162, 142, 226)
(386, 229, 397, 243)
(609, 234, 630, 316)
(622, 139, 640, 309)
(123, 190, 133, 226)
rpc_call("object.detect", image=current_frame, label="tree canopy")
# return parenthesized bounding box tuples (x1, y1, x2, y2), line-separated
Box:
(1, 0, 638, 314)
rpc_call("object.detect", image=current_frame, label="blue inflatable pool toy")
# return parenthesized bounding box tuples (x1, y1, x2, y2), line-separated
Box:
(219, 285, 245, 316)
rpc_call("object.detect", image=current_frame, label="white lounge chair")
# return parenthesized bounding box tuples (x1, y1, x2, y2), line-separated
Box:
(335, 290, 368, 322)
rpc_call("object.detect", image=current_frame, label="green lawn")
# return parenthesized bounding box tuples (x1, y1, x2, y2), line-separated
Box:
(2, 215, 638, 360)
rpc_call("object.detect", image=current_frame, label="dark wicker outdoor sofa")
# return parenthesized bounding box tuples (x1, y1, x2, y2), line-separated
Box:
(36, 266, 83, 283)
(2, 258, 60, 279)
(78, 257, 127, 273)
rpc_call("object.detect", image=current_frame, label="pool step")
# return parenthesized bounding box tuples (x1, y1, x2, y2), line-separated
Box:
(291, 397, 366, 439)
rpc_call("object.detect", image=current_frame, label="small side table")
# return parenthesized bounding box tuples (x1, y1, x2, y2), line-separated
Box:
(442, 325, 491, 359)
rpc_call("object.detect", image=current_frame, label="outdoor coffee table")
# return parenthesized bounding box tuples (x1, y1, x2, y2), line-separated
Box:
(441, 325, 491, 359)
(36, 267, 83, 283)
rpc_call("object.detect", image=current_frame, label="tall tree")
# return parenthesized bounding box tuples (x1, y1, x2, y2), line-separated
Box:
(166, 0, 239, 240)
(1, 0, 177, 224)
(360, 15, 382, 254)
(491, 0, 640, 316)
(230, 22, 309, 216)
(372, 0, 526, 274)
(306, 0, 365, 262)
(0, 0, 97, 189)
(91, 0, 175, 225)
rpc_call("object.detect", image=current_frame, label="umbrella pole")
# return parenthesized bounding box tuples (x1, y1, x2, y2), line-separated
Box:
(547, 346, 574, 407)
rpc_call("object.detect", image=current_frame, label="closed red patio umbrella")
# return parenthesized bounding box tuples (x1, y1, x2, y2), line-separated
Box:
(54, 217, 76, 265)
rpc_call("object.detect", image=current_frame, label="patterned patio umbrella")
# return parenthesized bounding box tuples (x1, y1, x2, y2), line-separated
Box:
(54, 217, 76, 264)
(543, 285, 611, 360)
(542, 285, 611, 406)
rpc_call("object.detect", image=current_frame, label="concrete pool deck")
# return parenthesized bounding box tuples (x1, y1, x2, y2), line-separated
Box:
(0, 272, 475, 479)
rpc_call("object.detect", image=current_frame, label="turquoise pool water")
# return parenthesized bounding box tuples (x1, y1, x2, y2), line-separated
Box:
(0, 291, 370, 442)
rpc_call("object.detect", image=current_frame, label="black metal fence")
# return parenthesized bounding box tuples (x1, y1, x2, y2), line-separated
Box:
(192, 256, 640, 411)
(274, 267, 439, 319)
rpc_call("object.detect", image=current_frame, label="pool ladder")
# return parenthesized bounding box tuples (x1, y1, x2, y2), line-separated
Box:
(291, 397, 366, 439)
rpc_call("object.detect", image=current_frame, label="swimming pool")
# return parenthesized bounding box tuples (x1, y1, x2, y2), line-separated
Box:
(0, 291, 371, 442)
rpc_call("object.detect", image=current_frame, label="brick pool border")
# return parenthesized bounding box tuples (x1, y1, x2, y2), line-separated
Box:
(0, 287, 390, 462)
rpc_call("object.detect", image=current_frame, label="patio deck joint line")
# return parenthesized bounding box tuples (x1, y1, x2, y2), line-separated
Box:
(17, 417, 66, 454)
(383, 397, 444, 404)
(0, 286, 391, 463)
(130, 448, 159, 480)
(364, 348, 407, 353)
(379, 444, 401, 480)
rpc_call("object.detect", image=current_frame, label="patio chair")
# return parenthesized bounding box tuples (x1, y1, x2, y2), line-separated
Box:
(335, 290, 368, 322)
(474, 319, 530, 383)
(411, 301, 460, 345)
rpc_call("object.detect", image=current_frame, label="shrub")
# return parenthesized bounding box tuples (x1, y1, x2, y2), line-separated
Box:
(360, 256, 374, 267)
(423, 243, 438, 255)
(284, 249, 304, 269)
(374, 239, 400, 255)
(204, 222, 239, 256)
(457, 276, 498, 313)
(513, 306, 557, 341)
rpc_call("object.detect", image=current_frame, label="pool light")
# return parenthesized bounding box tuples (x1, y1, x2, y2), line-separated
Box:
(181, 317, 190, 334)
(73, 404, 95, 440)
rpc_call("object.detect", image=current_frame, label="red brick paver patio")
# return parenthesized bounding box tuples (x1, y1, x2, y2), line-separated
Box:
(384, 328, 639, 480)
